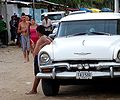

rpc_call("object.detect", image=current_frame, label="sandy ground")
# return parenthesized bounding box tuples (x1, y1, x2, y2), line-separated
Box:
(0, 46, 44, 100)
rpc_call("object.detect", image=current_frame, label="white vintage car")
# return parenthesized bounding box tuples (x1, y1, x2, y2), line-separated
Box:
(37, 13, 120, 96)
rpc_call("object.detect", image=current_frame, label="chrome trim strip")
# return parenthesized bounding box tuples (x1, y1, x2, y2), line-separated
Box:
(39, 62, 120, 69)
(40, 63, 70, 69)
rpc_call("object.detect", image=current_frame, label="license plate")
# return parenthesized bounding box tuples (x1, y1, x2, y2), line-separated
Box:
(76, 71, 92, 79)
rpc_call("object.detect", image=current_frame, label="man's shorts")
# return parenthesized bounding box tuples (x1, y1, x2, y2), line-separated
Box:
(21, 35, 30, 52)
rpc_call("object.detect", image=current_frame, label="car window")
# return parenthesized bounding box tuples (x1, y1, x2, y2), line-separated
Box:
(49, 14, 62, 20)
(41, 14, 63, 21)
(57, 20, 119, 37)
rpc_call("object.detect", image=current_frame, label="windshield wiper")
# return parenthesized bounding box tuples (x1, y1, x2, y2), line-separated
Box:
(67, 32, 87, 37)
(90, 31, 110, 36)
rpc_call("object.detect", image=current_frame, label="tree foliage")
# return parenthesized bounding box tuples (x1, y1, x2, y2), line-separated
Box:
(49, 0, 81, 8)
(48, 0, 114, 9)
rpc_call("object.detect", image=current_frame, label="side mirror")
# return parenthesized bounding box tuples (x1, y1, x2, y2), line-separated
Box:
(49, 34, 56, 40)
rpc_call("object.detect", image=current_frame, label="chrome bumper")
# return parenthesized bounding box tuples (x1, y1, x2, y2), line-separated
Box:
(37, 62, 120, 79)
(36, 71, 120, 79)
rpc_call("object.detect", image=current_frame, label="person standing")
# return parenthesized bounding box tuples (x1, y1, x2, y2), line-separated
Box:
(17, 15, 30, 63)
(9, 15, 18, 42)
(42, 14, 52, 36)
(29, 18, 39, 52)
(0, 15, 8, 47)
(26, 25, 52, 95)
(16, 13, 25, 47)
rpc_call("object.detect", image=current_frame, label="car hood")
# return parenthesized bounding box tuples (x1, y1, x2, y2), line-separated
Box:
(52, 35, 120, 61)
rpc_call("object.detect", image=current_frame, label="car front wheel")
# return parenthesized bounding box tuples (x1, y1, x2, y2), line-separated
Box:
(41, 79, 60, 96)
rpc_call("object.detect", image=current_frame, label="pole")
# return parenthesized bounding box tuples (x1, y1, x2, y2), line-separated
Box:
(5, 0, 10, 43)
(5, 0, 8, 29)
(114, 0, 119, 13)
(32, 0, 35, 19)
(0, 0, 2, 14)
(91, 0, 93, 7)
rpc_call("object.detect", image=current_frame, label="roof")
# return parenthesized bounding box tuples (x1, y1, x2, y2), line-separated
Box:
(40, 0, 64, 6)
(5, 0, 64, 7)
(8, 1, 32, 5)
(61, 13, 120, 22)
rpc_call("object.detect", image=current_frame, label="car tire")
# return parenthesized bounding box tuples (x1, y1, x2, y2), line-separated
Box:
(42, 79, 60, 96)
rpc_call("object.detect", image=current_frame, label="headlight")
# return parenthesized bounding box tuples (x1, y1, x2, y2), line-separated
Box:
(39, 52, 51, 65)
(117, 51, 120, 61)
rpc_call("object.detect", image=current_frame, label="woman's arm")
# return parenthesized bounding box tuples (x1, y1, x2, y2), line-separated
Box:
(33, 36, 52, 57)
(47, 36, 53, 42)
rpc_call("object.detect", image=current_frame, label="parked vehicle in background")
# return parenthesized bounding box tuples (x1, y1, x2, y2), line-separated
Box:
(101, 8, 113, 12)
(41, 11, 65, 29)
(37, 12, 120, 96)
(79, 7, 92, 12)
(90, 8, 101, 13)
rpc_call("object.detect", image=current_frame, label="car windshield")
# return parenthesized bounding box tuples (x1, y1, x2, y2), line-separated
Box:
(41, 14, 63, 21)
(57, 20, 120, 37)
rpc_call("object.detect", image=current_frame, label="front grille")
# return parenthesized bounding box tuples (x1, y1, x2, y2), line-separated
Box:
(53, 60, 115, 64)
(113, 67, 120, 72)
(56, 67, 67, 72)
(55, 65, 103, 72)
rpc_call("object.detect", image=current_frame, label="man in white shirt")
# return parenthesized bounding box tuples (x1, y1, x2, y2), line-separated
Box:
(42, 14, 52, 36)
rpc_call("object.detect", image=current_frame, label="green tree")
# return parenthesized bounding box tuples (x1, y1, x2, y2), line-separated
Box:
(49, 0, 81, 8)
(94, 0, 113, 9)
(49, 0, 114, 9)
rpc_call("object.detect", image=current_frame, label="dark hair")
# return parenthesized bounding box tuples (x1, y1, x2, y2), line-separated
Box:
(21, 12, 25, 16)
(26, 15, 31, 21)
(36, 25, 45, 35)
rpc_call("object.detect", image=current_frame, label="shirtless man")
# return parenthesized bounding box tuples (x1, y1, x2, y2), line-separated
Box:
(17, 15, 30, 62)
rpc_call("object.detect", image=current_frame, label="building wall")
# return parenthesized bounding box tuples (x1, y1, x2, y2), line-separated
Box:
(21, 7, 30, 15)
(1, 4, 19, 42)
(29, 8, 48, 25)
(19, 7, 47, 24)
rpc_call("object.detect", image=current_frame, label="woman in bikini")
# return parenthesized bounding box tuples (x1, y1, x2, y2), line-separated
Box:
(29, 19, 39, 53)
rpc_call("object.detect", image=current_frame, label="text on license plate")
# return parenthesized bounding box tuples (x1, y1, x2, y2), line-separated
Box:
(76, 71, 92, 79)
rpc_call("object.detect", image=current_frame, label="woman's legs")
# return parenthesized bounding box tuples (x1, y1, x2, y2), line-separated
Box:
(26, 55, 40, 95)
(26, 77, 40, 95)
